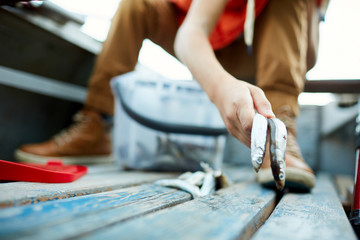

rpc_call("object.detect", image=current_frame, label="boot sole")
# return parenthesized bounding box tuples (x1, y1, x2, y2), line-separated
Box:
(256, 167, 316, 191)
(14, 149, 113, 165)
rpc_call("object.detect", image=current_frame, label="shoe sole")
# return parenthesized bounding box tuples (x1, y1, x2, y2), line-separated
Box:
(256, 167, 316, 191)
(14, 149, 113, 165)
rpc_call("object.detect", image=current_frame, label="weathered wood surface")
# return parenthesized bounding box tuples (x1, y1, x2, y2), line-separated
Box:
(0, 166, 257, 240)
(0, 169, 178, 208)
(0, 184, 191, 240)
(78, 182, 276, 240)
(222, 165, 255, 183)
(0, 164, 252, 208)
(252, 174, 357, 240)
(0, 165, 355, 240)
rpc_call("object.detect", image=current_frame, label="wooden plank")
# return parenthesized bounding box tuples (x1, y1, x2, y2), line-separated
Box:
(1, 6, 102, 54)
(0, 164, 251, 208)
(252, 174, 357, 240)
(0, 8, 95, 87)
(0, 184, 191, 240)
(0, 166, 255, 239)
(0, 170, 177, 208)
(76, 182, 276, 240)
(0, 66, 86, 103)
(221, 165, 255, 183)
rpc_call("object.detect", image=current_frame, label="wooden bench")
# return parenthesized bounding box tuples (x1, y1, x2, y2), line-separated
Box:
(0, 164, 356, 239)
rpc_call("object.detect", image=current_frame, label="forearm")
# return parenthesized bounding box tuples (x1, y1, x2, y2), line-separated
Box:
(174, 26, 231, 102)
(173, 0, 274, 147)
(174, 0, 231, 102)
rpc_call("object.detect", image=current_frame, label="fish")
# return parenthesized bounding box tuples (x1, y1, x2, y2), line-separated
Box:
(199, 172, 216, 196)
(251, 113, 268, 172)
(154, 162, 231, 198)
(268, 118, 287, 190)
(178, 171, 205, 186)
(154, 179, 201, 198)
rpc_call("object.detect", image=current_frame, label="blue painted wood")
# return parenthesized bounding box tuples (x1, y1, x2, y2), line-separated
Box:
(0, 166, 353, 240)
(76, 182, 276, 240)
(0, 165, 252, 208)
(0, 166, 255, 239)
(0, 170, 177, 208)
(252, 174, 357, 240)
(0, 184, 191, 240)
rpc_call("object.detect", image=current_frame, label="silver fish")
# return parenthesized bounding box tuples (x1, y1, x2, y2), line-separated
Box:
(199, 172, 216, 196)
(154, 179, 201, 198)
(268, 118, 287, 190)
(184, 171, 206, 186)
(155, 162, 230, 198)
(251, 113, 268, 172)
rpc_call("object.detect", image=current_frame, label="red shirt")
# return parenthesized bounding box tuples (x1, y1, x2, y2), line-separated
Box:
(169, 0, 269, 50)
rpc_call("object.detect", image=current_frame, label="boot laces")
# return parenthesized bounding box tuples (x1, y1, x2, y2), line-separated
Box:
(53, 112, 91, 145)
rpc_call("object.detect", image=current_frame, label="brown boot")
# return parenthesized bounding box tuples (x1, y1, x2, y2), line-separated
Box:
(15, 109, 113, 164)
(256, 106, 316, 191)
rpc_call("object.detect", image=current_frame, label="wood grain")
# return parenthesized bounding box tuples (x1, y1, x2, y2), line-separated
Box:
(0, 170, 178, 208)
(0, 164, 252, 208)
(0, 184, 191, 240)
(252, 174, 357, 240)
(77, 182, 276, 240)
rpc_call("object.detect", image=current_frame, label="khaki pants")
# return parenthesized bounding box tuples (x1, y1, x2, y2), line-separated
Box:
(85, 0, 319, 116)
